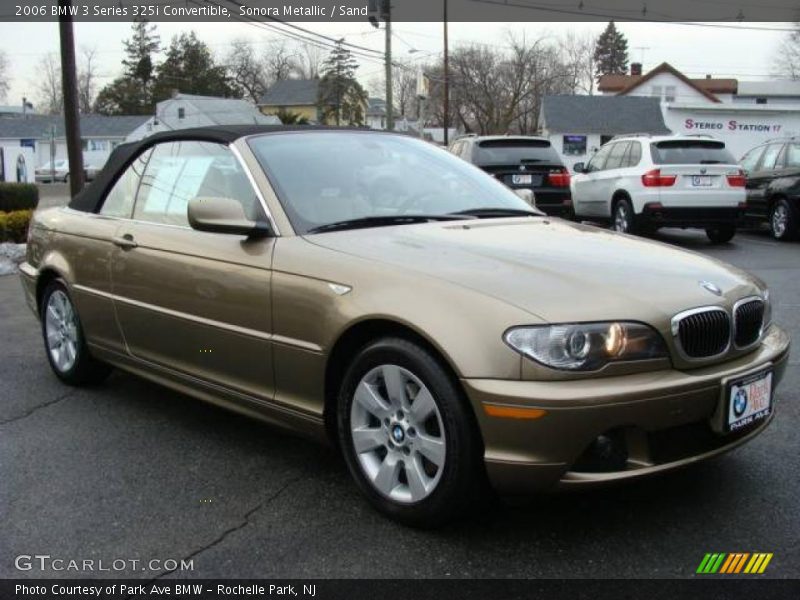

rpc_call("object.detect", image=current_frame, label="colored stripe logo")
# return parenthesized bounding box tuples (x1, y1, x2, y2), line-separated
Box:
(697, 553, 773, 574)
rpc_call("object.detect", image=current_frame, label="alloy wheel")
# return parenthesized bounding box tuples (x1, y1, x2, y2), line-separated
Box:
(614, 203, 630, 232)
(349, 364, 446, 504)
(44, 290, 79, 373)
(772, 204, 788, 238)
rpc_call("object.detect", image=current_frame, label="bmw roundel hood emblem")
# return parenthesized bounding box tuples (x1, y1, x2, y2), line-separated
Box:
(700, 280, 723, 296)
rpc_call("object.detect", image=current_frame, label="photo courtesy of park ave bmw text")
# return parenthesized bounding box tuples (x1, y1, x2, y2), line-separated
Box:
(0, 0, 798, 598)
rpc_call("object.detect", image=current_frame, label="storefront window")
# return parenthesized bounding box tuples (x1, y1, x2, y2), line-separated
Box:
(562, 135, 587, 156)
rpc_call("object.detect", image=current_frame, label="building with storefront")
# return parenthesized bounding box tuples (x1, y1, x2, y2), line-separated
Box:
(597, 62, 800, 160)
(539, 95, 670, 170)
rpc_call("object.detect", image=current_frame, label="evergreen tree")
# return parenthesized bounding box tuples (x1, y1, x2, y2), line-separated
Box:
(593, 21, 629, 79)
(318, 42, 367, 126)
(94, 19, 160, 115)
(152, 31, 235, 102)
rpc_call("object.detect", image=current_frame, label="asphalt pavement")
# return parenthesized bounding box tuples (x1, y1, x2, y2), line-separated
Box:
(1, 228, 798, 579)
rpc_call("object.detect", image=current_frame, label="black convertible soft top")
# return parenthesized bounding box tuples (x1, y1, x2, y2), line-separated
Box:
(68, 124, 358, 213)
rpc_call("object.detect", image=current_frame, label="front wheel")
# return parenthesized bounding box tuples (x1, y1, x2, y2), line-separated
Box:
(40, 279, 111, 385)
(337, 337, 487, 527)
(706, 225, 736, 244)
(769, 199, 798, 241)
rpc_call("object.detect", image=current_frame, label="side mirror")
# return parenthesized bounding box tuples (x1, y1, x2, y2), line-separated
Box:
(187, 198, 271, 237)
(514, 188, 536, 207)
(573, 162, 585, 174)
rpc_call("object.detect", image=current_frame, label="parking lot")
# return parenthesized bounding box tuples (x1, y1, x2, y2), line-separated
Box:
(1, 223, 797, 580)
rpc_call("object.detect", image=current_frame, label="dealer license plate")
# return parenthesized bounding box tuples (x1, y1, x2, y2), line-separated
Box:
(724, 369, 772, 433)
(691, 175, 713, 187)
(512, 174, 533, 185)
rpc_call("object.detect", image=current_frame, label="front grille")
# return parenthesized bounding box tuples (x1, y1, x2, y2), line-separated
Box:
(734, 299, 765, 348)
(676, 308, 731, 358)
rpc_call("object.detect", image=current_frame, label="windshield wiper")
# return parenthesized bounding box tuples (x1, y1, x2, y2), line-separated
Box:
(448, 207, 542, 218)
(307, 214, 468, 234)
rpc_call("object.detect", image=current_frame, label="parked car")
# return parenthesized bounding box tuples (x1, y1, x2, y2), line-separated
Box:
(448, 135, 572, 217)
(739, 138, 800, 240)
(35, 160, 70, 183)
(19, 126, 789, 527)
(35, 160, 101, 183)
(571, 135, 746, 243)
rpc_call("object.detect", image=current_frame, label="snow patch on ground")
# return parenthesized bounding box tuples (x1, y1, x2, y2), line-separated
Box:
(0, 243, 26, 276)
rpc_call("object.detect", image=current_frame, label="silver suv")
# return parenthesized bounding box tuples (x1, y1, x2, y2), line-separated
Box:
(570, 135, 746, 243)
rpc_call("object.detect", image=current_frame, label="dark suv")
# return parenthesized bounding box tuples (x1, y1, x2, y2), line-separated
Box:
(740, 138, 800, 240)
(449, 135, 572, 217)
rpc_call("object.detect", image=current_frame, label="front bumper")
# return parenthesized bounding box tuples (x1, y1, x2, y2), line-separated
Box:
(464, 325, 790, 494)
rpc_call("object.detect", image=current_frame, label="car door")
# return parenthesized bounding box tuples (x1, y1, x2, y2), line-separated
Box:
(109, 140, 276, 401)
(746, 143, 783, 219)
(66, 150, 152, 355)
(572, 143, 613, 217)
(598, 141, 631, 217)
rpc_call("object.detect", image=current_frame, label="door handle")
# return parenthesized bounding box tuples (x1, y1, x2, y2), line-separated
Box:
(112, 234, 138, 250)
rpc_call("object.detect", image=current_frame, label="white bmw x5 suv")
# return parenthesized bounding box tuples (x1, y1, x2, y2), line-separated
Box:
(570, 135, 746, 243)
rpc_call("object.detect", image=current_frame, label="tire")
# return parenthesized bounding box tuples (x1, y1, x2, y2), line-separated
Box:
(337, 337, 488, 527)
(705, 224, 736, 244)
(40, 279, 112, 385)
(612, 198, 636, 234)
(769, 198, 798, 241)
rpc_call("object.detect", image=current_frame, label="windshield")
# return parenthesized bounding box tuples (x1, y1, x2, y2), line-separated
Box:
(650, 140, 736, 165)
(248, 132, 536, 234)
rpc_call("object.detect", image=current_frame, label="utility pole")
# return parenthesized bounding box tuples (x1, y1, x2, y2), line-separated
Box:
(58, 0, 84, 196)
(370, 1, 394, 131)
(384, 2, 393, 131)
(443, 0, 450, 146)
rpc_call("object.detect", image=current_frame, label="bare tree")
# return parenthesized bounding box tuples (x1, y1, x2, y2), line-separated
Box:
(225, 38, 269, 103)
(422, 33, 577, 135)
(264, 41, 301, 83)
(294, 42, 325, 79)
(78, 47, 99, 114)
(35, 53, 63, 115)
(774, 24, 800, 80)
(368, 61, 420, 118)
(0, 49, 10, 102)
(559, 30, 597, 94)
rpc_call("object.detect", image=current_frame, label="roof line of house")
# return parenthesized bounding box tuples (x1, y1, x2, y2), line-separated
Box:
(614, 62, 723, 103)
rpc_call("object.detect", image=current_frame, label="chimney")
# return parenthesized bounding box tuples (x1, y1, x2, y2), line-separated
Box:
(631, 63, 642, 76)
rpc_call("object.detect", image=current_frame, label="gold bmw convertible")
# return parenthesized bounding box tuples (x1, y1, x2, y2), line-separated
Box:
(19, 126, 790, 526)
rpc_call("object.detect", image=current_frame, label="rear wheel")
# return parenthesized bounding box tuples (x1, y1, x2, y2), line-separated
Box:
(337, 337, 487, 527)
(769, 199, 798, 241)
(705, 224, 736, 244)
(40, 279, 111, 385)
(612, 198, 636, 234)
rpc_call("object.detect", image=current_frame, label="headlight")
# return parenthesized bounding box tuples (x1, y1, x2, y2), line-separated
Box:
(504, 322, 668, 371)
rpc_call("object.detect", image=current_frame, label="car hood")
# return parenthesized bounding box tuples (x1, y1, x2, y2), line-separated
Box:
(305, 218, 763, 325)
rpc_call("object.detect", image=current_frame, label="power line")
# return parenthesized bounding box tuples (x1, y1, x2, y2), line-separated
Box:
(469, 0, 800, 31)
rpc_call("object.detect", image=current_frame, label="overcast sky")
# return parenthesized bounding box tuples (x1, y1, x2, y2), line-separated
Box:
(0, 20, 792, 108)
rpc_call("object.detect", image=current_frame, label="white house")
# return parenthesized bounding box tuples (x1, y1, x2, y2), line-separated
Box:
(597, 62, 800, 159)
(0, 115, 150, 170)
(128, 93, 280, 140)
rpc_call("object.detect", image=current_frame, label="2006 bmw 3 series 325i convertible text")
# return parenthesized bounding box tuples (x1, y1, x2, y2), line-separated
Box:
(19, 126, 790, 526)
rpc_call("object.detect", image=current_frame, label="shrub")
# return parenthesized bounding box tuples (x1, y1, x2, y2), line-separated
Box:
(0, 183, 39, 212)
(0, 209, 34, 243)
